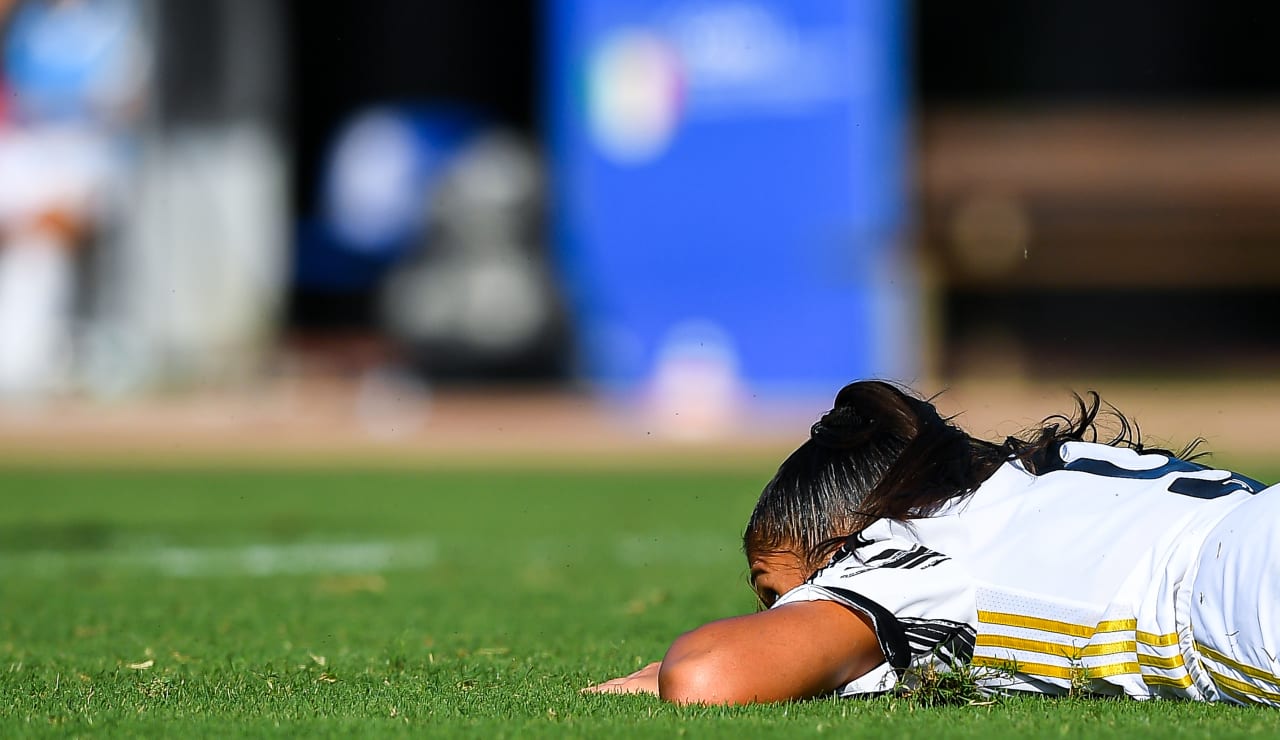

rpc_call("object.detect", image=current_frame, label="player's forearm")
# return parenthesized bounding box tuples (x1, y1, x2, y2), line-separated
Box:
(657, 602, 882, 704)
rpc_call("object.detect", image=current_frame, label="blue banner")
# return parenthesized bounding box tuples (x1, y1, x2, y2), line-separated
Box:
(548, 0, 915, 403)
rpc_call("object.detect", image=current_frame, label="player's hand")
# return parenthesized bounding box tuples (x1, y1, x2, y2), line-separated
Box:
(581, 661, 661, 696)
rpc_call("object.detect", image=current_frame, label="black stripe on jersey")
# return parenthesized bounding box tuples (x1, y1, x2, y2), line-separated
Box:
(828, 534, 872, 565)
(859, 544, 950, 571)
(900, 618, 976, 666)
(898, 548, 949, 570)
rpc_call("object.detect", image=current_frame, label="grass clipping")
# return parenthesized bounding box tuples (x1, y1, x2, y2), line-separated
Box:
(894, 661, 1004, 708)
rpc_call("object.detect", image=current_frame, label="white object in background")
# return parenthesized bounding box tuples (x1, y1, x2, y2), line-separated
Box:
(588, 29, 683, 164)
(110, 122, 288, 388)
(353, 365, 431, 441)
(646, 319, 743, 441)
(325, 110, 429, 253)
(0, 236, 73, 398)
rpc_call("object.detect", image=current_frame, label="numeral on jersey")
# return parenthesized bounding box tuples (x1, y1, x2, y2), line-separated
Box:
(1063, 457, 1264, 500)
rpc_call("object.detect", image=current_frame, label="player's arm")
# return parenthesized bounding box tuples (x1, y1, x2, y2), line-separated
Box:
(584, 600, 882, 704)
(656, 599, 882, 704)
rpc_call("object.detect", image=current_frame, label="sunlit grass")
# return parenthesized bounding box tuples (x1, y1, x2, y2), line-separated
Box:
(2, 466, 1279, 736)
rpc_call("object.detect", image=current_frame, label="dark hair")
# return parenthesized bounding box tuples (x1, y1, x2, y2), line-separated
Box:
(742, 380, 1196, 571)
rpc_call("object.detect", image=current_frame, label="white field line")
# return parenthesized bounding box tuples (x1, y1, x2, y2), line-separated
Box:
(0, 533, 741, 578)
(0, 539, 438, 578)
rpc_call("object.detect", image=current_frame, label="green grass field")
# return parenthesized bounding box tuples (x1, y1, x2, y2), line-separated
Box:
(4, 464, 1280, 737)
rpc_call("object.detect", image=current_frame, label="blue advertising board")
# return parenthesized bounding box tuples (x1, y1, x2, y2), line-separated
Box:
(547, 0, 914, 405)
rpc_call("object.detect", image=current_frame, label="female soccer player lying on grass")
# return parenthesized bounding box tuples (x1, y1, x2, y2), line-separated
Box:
(585, 380, 1280, 705)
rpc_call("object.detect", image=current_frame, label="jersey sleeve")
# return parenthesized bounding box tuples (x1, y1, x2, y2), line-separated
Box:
(772, 520, 977, 696)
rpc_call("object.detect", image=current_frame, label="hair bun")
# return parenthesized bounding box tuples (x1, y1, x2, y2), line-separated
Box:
(810, 405, 873, 448)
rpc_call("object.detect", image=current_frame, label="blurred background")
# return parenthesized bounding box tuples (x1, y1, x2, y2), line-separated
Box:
(1, 0, 1279, 462)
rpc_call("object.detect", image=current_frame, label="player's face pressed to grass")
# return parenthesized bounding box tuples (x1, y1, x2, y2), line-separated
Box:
(748, 551, 808, 609)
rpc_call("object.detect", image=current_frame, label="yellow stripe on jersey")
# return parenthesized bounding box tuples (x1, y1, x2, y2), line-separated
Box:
(977, 610, 1177, 645)
(1137, 630, 1179, 647)
(972, 656, 1193, 689)
(1141, 673, 1194, 689)
(1097, 619, 1139, 634)
(977, 610, 1105, 637)
(971, 656, 1140, 680)
(1136, 652, 1184, 670)
(1197, 643, 1280, 688)
(975, 610, 1189, 691)
(1218, 683, 1268, 706)
(1206, 668, 1280, 704)
(976, 634, 1135, 658)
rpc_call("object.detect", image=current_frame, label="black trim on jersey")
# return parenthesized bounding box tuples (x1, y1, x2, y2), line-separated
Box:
(1059, 453, 1264, 498)
(810, 586, 977, 679)
(1168, 476, 1259, 498)
(1038, 444, 1266, 493)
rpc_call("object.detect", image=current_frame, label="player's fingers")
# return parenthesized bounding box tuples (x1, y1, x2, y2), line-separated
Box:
(580, 677, 626, 694)
(582, 663, 661, 694)
(588, 677, 649, 695)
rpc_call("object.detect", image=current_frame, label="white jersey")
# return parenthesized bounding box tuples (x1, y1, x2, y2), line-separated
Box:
(773, 440, 1273, 700)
